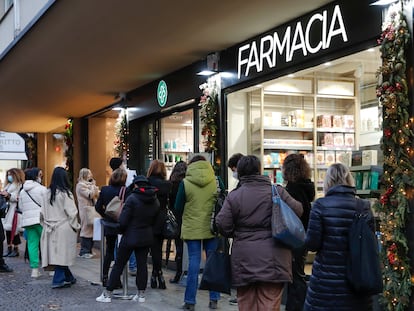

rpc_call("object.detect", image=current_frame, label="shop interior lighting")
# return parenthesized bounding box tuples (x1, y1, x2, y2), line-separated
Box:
(197, 70, 217, 76)
(370, 0, 398, 5)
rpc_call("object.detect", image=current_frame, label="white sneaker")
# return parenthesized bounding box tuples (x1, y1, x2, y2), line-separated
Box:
(133, 291, 145, 303)
(96, 292, 111, 303)
(31, 268, 41, 278)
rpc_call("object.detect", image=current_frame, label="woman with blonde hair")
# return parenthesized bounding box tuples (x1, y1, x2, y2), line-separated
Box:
(146, 159, 171, 289)
(1, 168, 25, 257)
(304, 163, 373, 310)
(75, 168, 100, 258)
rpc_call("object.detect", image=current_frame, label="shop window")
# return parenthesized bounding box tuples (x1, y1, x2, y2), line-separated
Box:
(227, 47, 382, 195)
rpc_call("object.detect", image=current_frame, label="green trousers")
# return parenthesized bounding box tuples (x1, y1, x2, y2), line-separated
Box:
(25, 224, 42, 268)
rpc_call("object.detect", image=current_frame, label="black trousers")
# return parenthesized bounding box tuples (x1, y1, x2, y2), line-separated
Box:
(107, 245, 149, 291)
(150, 235, 163, 274)
(103, 235, 117, 278)
(0, 221, 5, 265)
(285, 246, 308, 311)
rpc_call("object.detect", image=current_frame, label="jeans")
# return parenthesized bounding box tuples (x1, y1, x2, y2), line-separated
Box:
(184, 238, 220, 305)
(53, 266, 76, 286)
(79, 237, 93, 256)
(129, 252, 137, 271)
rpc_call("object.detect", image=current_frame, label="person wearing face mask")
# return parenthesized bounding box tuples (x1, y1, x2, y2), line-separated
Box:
(19, 167, 47, 278)
(226, 153, 244, 306)
(1, 168, 25, 258)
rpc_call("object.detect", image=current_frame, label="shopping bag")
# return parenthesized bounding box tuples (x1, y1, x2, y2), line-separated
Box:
(104, 186, 126, 221)
(347, 199, 383, 295)
(199, 237, 232, 295)
(271, 184, 305, 249)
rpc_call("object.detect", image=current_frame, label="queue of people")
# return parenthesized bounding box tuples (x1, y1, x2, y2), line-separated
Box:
(0, 154, 376, 311)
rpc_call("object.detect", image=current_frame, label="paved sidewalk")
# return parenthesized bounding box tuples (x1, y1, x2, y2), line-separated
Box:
(0, 243, 240, 311)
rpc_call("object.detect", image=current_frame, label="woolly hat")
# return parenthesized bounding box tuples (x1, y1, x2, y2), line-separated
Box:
(133, 175, 149, 185)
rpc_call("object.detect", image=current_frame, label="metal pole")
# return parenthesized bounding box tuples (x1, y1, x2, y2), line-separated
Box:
(100, 220, 105, 284)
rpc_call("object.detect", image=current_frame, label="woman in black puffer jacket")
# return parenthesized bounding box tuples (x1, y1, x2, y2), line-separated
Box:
(304, 163, 373, 311)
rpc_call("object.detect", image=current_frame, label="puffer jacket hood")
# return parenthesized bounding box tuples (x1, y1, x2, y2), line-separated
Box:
(185, 160, 215, 187)
(23, 180, 41, 192)
(131, 184, 158, 204)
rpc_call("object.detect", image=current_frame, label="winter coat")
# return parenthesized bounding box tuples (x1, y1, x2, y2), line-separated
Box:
(1, 182, 23, 232)
(95, 185, 125, 236)
(285, 179, 315, 230)
(19, 180, 47, 227)
(75, 180, 99, 238)
(147, 175, 171, 236)
(216, 175, 303, 287)
(40, 190, 81, 268)
(175, 160, 217, 240)
(304, 185, 373, 311)
(118, 185, 160, 249)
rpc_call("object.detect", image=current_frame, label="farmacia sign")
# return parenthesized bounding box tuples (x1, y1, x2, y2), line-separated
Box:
(237, 5, 348, 79)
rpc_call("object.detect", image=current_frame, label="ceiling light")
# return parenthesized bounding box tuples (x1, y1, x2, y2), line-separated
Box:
(367, 48, 375, 52)
(370, 0, 398, 5)
(324, 62, 332, 67)
(288, 74, 295, 78)
(197, 70, 217, 76)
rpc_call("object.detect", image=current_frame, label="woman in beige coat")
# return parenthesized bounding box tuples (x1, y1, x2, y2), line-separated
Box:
(75, 168, 99, 258)
(40, 167, 80, 288)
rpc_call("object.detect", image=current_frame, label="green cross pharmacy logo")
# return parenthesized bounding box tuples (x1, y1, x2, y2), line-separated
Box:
(157, 80, 168, 107)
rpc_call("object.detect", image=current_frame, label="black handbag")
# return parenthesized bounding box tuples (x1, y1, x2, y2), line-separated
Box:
(0, 196, 9, 218)
(162, 208, 179, 239)
(347, 199, 383, 295)
(199, 237, 232, 295)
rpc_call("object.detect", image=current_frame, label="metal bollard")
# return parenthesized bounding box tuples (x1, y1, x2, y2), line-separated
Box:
(113, 234, 133, 300)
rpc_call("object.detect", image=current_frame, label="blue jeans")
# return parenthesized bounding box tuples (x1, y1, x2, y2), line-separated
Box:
(53, 266, 76, 286)
(184, 238, 220, 305)
(129, 252, 137, 271)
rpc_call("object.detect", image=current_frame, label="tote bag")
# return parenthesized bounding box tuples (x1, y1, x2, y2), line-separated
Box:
(104, 186, 126, 221)
(199, 237, 232, 294)
(347, 198, 383, 295)
(271, 184, 305, 249)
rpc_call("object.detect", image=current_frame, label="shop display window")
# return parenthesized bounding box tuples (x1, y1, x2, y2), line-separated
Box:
(227, 47, 382, 196)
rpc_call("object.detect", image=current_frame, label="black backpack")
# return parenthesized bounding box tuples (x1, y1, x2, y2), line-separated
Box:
(347, 198, 383, 295)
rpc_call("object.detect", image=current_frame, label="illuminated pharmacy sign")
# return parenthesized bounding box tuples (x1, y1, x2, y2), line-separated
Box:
(237, 5, 348, 79)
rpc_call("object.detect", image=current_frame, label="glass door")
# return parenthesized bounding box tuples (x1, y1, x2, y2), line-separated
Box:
(160, 109, 194, 178)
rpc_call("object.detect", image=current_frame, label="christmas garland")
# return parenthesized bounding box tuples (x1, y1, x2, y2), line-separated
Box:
(114, 109, 128, 159)
(199, 81, 219, 152)
(375, 6, 413, 311)
(64, 118, 74, 185)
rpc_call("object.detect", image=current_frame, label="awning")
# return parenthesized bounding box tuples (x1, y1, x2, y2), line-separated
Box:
(0, 132, 27, 160)
(0, 152, 27, 160)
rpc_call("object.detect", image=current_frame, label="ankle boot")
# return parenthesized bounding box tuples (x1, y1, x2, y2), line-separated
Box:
(158, 271, 166, 289)
(169, 271, 182, 283)
(150, 272, 158, 289)
(8, 246, 19, 257)
(3, 246, 12, 257)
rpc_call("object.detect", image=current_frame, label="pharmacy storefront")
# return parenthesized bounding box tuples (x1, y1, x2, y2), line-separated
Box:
(0, 131, 28, 187)
(219, 0, 384, 195)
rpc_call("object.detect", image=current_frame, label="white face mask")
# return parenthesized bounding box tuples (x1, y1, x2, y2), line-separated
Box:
(232, 171, 238, 180)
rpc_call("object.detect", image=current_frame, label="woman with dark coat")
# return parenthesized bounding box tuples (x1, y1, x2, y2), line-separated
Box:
(95, 168, 127, 287)
(168, 160, 187, 284)
(282, 154, 315, 311)
(96, 175, 160, 304)
(216, 155, 303, 311)
(304, 163, 373, 310)
(146, 159, 171, 289)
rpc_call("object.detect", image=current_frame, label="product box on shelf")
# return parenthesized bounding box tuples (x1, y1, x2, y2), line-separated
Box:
(351, 150, 363, 166)
(362, 150, 378, 166)
(325, 151, 335, 166)
(270, 153, 280, 165)
(271, 112, 282, 127)
(344, 133, 355, 147)
(336, 151, 352, 167)
(304, 152, 314, 167)
(263, 154, 272, 167)
(362, 171, 370, 190)
(333, 133, 344, 147)
(322, 133, 334, 146)
(332, 115, 343, 128)
(316, 151, 325, 165)
(318, 169, 327, 186)
(343, 115, 355, 129)
(317, 115, 332, 128)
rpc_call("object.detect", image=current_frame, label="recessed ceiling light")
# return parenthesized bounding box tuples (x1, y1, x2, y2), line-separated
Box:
(367, 48, 375, 52)
(324, 62, 332, 67)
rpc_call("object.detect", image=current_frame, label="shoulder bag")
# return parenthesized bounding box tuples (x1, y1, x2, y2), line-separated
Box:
(162, 208, 179, 239)
(104, 186, 126, 221)
(347, 198, 383, 295)
(271, 184, 305, 249)
(0, 195, 9, 218)
(199, 236, 232, 294)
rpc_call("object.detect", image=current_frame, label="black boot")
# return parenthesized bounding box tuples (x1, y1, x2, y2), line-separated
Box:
(8, 246, 19, 258)
(3, 246, 12, 257)
(0, 263, 13, 273)
(169, 272, 182, 284)
(158, 271, 166, 289)
(170, 256, 183, 283)
(150, 272, 158, 289)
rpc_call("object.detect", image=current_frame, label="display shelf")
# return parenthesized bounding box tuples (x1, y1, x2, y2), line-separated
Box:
(316, 128, 355, 133)
(264, 126, 313, 132)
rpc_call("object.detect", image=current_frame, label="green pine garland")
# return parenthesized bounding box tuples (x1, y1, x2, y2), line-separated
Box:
(200, 81, 219, 152)
(114, 110, 128, 158)
(375, 6, 413, 311)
